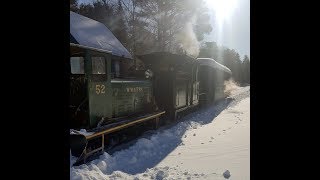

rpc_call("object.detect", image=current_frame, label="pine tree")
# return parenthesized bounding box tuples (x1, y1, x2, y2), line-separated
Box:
(242, 55, 250, 84)
(113, 0, 129, 48)
(70, 0, 78, 12)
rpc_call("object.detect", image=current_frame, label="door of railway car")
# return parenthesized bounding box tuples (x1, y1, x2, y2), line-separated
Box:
(191, 64, 199, 106)
(175, 72, 190, 109)
(198, 65, 216, 105)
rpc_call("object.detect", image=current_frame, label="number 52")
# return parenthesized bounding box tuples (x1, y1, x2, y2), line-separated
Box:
(95, 84, 105, 94)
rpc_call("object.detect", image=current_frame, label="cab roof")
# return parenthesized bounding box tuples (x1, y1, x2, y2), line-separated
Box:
(70, 11, 132, 59)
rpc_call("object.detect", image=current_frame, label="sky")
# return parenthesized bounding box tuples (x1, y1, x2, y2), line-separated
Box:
(203, 0, 250, 58)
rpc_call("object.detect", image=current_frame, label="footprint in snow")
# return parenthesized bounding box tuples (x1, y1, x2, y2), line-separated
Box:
(209, 140, 212, 142)
(223, 130, 226, 131)
(211, 137, 214, 139)
(201, 143, 204, 144)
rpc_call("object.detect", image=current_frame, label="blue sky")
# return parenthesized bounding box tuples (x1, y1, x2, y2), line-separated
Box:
(204, 0, 250, 58)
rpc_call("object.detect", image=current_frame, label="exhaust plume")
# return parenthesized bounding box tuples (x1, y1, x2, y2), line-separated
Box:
(224, 78, 240, 97)
(175, 16, 200, 57)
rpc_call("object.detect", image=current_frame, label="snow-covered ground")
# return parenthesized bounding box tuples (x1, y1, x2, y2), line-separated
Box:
(71, 86, 250, 180)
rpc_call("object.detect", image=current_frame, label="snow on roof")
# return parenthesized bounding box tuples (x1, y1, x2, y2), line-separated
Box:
(137, 52, 196, 65)
(70, 11, 133, 59)
(197, 58, 232, 74)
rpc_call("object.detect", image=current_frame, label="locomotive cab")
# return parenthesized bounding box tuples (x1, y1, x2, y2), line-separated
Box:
(69, 44, 113, 129)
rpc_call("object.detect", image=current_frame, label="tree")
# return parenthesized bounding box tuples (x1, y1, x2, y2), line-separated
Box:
(242, 55, 250, 84)
(199, 41, 220, 60)
(127, 0, 212, 56)
(223, 48, 242, 82)
(194, 5, 213, 41)
(119, 0, 141, 55)
(199, 41, 246, 84)
(70, 0, 78, 12)
(113, 0, 129, 48)
(74, 0, 212, 57)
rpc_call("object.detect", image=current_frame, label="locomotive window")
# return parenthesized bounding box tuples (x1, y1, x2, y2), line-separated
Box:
(70, 57, 84, 74)
(92, 57, 106, 74)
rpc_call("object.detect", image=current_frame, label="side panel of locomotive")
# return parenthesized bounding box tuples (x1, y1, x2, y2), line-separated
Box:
(111, 80, 153, 118)
(69, 44, 158, 129)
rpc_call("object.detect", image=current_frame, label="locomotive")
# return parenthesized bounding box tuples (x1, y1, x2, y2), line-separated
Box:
(69, 11, 231, 165)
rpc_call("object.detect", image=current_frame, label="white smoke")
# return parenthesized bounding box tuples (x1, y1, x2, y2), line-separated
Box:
(224, 78, 240, 97)
(175, 16, 200, 57)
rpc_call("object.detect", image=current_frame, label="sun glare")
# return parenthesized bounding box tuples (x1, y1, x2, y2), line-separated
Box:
(204, 0, 237, 24)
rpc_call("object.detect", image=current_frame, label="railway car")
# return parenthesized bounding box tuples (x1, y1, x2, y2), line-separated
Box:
(69, 11, 165, 164)
(137, 52, 200, 122)
(197, 58, 232, 105)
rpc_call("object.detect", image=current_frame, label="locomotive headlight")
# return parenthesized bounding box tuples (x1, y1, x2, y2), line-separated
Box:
(145, 69, 153, 79)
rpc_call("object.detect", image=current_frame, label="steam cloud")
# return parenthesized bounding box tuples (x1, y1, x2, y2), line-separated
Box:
(224, 78, 240, 97)
(175, 16, 200, 57)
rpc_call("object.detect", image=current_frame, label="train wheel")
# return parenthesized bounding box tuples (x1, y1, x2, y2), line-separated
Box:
(109, 136, 119, 148)
(70, 134, 87, 157)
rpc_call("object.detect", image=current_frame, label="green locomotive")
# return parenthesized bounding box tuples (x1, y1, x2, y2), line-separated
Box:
(70, 12, 164, 163)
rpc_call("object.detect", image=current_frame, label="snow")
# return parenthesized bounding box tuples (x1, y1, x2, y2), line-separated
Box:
(70, 11, 133, 59)
(70, 129, 94, 136)
(71, 86, 250, 180)
(197, 58, 232, 74)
